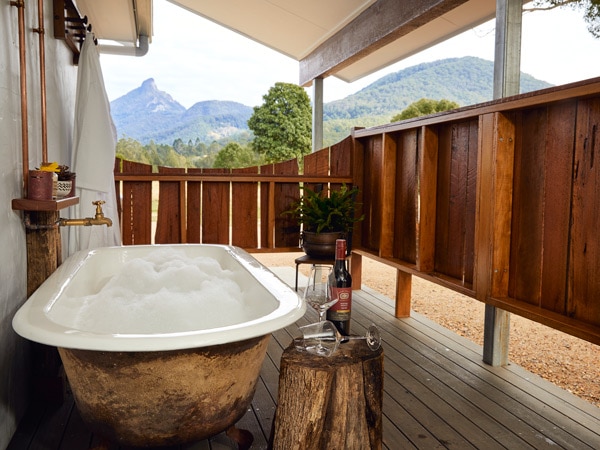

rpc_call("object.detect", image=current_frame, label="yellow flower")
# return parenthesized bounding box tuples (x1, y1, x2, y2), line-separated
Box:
(40, 162, 60, 172)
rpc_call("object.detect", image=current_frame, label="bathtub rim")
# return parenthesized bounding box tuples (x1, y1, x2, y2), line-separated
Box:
(12, 244, 306, 351)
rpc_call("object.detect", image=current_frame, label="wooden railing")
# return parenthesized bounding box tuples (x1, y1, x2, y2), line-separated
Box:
(114, 77, 600, 346)
(113, 135, 355, 250)
(349, 76, 600, 346)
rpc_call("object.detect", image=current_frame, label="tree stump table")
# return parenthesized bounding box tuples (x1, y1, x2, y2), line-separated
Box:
(272, 339, 384, 450)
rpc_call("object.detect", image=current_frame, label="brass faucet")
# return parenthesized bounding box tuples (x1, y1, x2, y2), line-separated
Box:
(58, 200, 113, 227)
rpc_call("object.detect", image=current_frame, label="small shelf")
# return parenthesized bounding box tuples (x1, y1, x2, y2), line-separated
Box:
(12, 196, 79, 212)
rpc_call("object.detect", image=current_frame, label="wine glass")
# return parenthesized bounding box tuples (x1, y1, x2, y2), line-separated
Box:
(353, 323, 382, 351)
(294, 320, 341, 356)
(294, 321, 382, 357)
(303, 265, 338, 322)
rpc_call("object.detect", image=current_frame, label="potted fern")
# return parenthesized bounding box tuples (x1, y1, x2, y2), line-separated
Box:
(285, 183, 363, 257)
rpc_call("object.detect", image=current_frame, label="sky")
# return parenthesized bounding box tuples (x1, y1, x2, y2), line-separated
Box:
(99, 0, 600, 109)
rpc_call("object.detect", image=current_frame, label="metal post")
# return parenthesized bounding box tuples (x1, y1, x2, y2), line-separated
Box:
(312, 77, 324, 152)
(493, 0, 523, 99)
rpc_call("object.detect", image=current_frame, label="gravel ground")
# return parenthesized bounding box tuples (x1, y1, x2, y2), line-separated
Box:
(254, 252, 600, 408)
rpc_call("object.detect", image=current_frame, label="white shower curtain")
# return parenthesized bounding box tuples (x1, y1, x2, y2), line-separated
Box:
(65, 32, 121, 256)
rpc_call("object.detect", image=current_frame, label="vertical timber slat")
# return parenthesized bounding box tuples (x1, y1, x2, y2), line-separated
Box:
(186, 168, 202, 243)
(417, 125, 438, 273)
(260, 163, 274, 249)
(202, 168, 230, 244)
(155, 166, 185, 244)
(379, 134, 397, 258)
(351, 132, 365, 250)
(232, 166, 259, 249)
(540, 102, 576, 313)
(570, 98, 600, 326)
(120, 159, 152, 245)
(393, 130, 418, 264)
(274, 159, 299, 249)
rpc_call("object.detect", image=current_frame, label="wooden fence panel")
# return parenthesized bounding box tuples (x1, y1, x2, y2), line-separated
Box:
(570, 97, 600, 327)
(330, 136, 353, 177)
(379, 134, 397, 259)
(359, 136, 384, 252)
(274, 159, 300, 248)
(259, 163, 274, 248)
(202, 168, 230, 244)
(303, 147, 329, 196)
(392, 129, 418, 265)
(510, 109, 546, 305)
(304, 147, 329, 175)
(155, 166, 185, 244)
(186, 168, 202, 243)
(114, 159, 122, 228)
(232, 166, 259, 248)
(434, 119, 478, 284)
(540, 102, 577, 313)
(118, 159, 152, 245)
(329, 136, 353, 195)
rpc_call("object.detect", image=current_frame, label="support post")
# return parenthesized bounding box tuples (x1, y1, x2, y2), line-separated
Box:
(395, 270, 412, 318)
(312, 77, 323, 152)
(26, 211, 66, 403)
(493, 0, 523, 99)
(483, 304, 511, 365)
(483, 0, 523, 366)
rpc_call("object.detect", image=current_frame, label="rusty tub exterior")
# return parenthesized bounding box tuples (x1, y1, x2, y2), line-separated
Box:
(59, 335, 270, 447)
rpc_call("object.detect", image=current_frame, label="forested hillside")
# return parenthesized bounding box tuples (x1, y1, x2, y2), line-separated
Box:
(322, 56, 552, 144)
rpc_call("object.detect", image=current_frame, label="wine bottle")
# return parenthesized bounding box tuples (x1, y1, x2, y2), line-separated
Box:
(327, 239, 352, 335)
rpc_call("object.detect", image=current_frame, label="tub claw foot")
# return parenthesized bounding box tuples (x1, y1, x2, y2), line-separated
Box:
(226, 424, 254, 450)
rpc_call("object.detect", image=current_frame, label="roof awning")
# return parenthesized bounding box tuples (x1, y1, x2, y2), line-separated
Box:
(167, 0, 497, 85)
(73, 0, 509, 85)
(75, 0, 153, 45)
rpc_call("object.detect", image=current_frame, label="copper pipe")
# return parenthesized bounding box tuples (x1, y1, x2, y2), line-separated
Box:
(10, 0, 29, 195)
(34, 0, 48, 164)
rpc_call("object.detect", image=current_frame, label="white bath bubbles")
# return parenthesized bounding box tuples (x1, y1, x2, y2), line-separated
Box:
(49, 247, 258, 334)
(14, 244, 306, 351)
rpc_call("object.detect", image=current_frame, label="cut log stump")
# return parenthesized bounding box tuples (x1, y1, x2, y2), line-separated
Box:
(272, 339, 383, 450)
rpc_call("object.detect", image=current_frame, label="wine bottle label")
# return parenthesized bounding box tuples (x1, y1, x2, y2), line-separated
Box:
(329, 286, 352, 314)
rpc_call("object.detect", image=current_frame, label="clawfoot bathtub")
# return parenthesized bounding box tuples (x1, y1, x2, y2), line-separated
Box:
(13, 244, 305, 447)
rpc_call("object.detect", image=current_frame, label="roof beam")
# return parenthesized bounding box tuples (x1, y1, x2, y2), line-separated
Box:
(299, 0, 470, 86)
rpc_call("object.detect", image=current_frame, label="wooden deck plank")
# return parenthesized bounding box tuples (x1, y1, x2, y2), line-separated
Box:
(249, 379, 276, 445)
(59, 406, 93, 449)
(354, 303, 541, 448)
(29, 400, 74, 450)
(5, 403, 45, 450)
(352, 285, 600, 449)
(381, 413, 417, 450)
(8, 268, 600, 450)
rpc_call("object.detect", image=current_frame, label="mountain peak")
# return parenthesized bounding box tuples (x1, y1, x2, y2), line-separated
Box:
(111, 78, 186, 120)
(141, 78, 158, 91)
(110, 80, 253, 145)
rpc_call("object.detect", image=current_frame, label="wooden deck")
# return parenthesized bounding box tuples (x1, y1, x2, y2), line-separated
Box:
(8, 267, 600, 450)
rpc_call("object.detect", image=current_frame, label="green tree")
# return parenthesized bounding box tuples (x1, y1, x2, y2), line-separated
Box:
(248, 82, 312, 163)
(391, 98, 460, 122)
(116, 137, 150, 164)
(213, 142, 263, 168)
(528, 1, 600, 38)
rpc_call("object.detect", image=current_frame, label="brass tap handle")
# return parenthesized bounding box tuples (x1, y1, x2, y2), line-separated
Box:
(92, 200, 106, 216)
